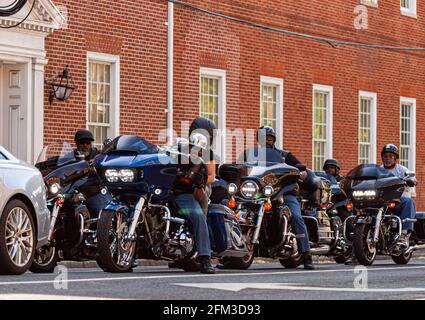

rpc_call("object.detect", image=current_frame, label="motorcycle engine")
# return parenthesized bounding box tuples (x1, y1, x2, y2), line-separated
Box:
(168, 227, 195, 258)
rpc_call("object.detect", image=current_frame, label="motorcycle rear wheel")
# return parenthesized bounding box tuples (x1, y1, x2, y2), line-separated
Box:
(353, 224, 377, 266)
(279, 252, 303, 268)
(392, 251, 413, 264)
(30, 244, 58, 273)
(97, 209, 136, 273)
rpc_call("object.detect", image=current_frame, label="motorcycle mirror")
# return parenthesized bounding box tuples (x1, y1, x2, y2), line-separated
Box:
(103, 138, 113, 147)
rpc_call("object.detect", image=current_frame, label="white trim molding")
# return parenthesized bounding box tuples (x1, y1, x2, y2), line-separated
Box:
(199, 67, 227, 162)
(312, 84, 333, 171)
(260, 76, 284, 149)
(359, 90, 377, 164)
(400, 96, 416, 172)
(401, 0, 417, 18)
(86, 52, 120, 140)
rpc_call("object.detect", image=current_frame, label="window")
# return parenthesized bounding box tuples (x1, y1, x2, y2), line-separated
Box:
(260, 76, 284, 149)
(312, 84, 333, 172)
(358, 91, 377, 164)
(199, 68, 226, 162)
(400, 97, 416, 171)
(87, 52, 120, 149)
(401, 0, 417, 17)
(0, 152, 7, 160)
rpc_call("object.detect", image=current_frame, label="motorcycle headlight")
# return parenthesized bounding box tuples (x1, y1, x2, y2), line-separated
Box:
(240, 180, 259, 199)
(105, 169, 119, 183)
(49, 183, 61, 195)
(264, 185, 274, 197)
(228, 183, 238, 196)
(119, 169, 135, 183)
(353, 190, 377, 200)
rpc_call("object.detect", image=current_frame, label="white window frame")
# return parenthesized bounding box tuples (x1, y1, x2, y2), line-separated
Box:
(199, 67, 227, 162)
(401, 0, 417, 18)
(260, 76, 284, 149)
(312, 84, 333, 171)
(86, 52, 120, 142)
(400, 97, 416, 172)
(358, 91, 377, 164)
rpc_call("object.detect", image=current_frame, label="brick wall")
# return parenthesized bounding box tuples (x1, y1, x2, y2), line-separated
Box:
(45, 0, 425, 208)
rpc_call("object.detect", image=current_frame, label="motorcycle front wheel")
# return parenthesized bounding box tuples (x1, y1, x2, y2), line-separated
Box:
(353, 223, 377, 266)
(97, 209, 136, 273)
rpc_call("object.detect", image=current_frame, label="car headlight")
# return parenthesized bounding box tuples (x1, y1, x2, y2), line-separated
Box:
(49, 183, 61, 195)
(105, 169, 119, 183)
(228, 183, 237, 196)
(119, 169, 135, 183)
(240, 180, 259, 199)
(353, 190, 377, 200)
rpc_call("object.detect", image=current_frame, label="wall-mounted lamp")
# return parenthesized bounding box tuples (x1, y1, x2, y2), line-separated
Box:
(46, 66, 75, 105)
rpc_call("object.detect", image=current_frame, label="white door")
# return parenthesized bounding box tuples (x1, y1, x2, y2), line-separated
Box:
(0, 63, 28, 160)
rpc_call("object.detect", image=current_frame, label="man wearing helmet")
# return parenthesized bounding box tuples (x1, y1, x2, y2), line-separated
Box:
(170, 117, 218, 274)
(380, 144, 417, 247)
(74, 129, 100, 160)
(239, 126, 315, 270)
(323, 159, 344, 183)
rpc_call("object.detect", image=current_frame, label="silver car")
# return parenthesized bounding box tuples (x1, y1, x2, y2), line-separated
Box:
(0, 145, 50, 275)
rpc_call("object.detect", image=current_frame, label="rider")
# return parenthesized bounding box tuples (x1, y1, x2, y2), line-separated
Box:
(72, 130, 112, 230)
(380, 144, 417, 248)
(323, 159, 344, 183)
(171, 118, 217, 274)
(241, 126, 315, 270)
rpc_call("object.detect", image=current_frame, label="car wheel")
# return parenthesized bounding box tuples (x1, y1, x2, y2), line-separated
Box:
(0, 199, 36, 275)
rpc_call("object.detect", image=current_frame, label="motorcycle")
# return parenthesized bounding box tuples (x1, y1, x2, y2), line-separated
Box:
(30, 142, 110, 273)
(341, 164, 425, 265)
(217, 147, 351, 269)
(94, 135, 248, 273)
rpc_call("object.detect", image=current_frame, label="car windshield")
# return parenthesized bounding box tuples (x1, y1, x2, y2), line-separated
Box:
(102, 135, 159, 154)
(346, 164, 393, 180)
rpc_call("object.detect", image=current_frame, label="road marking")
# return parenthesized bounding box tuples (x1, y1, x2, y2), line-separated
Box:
(173, 283, 425, 293)
(0, 265, 424, 286)
(0, 294, 120, 300)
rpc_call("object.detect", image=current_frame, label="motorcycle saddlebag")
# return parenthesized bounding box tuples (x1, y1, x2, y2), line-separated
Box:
(207, 204, 229, 253)
(414, 212, 425, 239)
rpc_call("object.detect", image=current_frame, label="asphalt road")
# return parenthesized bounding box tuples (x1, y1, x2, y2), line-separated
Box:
(0, 258, 425, 300)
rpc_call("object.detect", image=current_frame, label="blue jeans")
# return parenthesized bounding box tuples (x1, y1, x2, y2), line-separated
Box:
(175, 193, 211, 257)
(396, 196, 416, 232)
(284, 195, 311, 253)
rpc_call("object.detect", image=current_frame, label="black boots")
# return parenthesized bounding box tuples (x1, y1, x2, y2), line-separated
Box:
(303, 252, 315, 270)
(199, 256, 216, 274)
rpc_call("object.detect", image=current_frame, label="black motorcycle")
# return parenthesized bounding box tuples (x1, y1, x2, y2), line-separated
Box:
(30, 143, 110, 273)
(341, 164, 425, 265)
(94, 135, 248, 273)
(217, 148, 351, 269)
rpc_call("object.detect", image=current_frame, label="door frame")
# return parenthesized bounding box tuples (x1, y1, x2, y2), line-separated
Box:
(0, 54, 32, 162)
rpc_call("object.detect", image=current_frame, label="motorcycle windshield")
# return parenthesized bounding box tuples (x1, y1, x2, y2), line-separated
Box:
(103, 135, 159, 154)
(243, 147, 283, 166)
(346, 164, 392, 180)
(35, 142, 77, 174)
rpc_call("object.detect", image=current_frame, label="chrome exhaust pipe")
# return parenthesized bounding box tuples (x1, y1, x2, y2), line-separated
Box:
(310, 244, 331, 255)
(405, 244, 425, 254)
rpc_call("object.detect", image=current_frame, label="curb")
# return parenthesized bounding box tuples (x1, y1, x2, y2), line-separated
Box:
(59, 252, 425, 269)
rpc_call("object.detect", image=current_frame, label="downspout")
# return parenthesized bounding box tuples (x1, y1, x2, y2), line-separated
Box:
(167, 1, 174, 145)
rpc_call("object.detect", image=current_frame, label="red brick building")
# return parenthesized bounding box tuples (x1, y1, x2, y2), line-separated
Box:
(1, 0, 424, 207)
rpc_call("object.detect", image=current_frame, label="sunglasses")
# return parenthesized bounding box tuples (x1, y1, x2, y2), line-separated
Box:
(78, 140, 92, 145)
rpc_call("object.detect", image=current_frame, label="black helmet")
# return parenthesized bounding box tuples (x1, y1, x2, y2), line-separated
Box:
(189, 117, 216, 144)
(381, 144, 399, 159)
(323, 159, 340, 171)
(74, 129, 94, 143)
(257, 126, 276, 142)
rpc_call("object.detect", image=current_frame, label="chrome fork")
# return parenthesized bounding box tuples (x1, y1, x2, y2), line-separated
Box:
(126, 196, 146, 240)
(252, 204, 265, 245)
(48, 201, 61, 241)
(373, 208, 384, 243)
